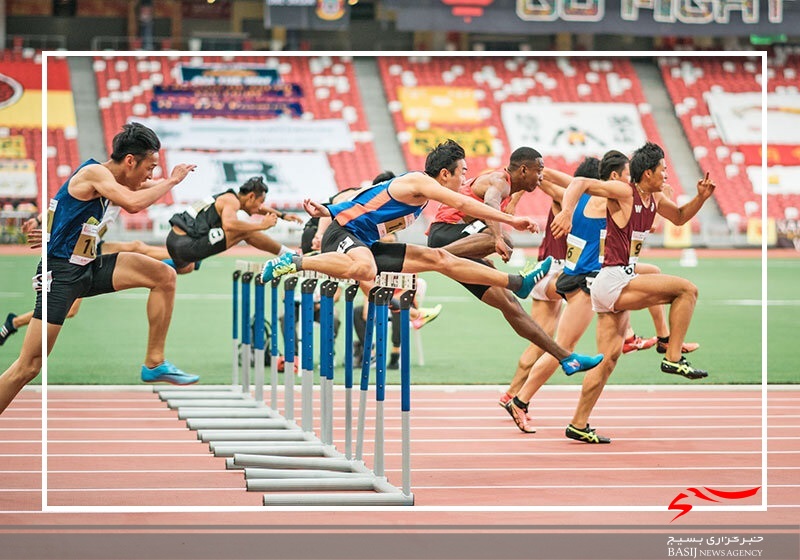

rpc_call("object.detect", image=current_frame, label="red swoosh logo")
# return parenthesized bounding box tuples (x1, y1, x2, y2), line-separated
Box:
(668, 486, 761, 522)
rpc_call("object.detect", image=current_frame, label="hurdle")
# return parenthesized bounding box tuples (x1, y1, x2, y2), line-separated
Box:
(154, 260, 415, 506)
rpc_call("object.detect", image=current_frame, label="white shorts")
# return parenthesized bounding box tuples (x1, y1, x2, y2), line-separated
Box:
(590, 265, 637, 313)
(531, 259, 564, 302)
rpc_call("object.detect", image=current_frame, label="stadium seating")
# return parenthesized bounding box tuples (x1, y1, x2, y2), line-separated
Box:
(378, 56, 683, 225)
(659, 49, 800, 223)
(92, 54, 381, 230)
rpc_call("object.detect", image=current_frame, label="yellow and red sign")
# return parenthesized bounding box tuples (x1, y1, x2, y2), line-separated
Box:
(0, 59, 75, 128)
(408, 127, 494, 157)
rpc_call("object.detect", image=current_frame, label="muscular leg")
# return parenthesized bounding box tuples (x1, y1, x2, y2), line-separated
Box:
(0, 320, 62, 414)
(516, 290, 596, 403)
(300, 246, 378, 282)
(440, 231, 512, 260)
(614, 273, 698, 363)
(505, 292, 562, 396)
(478, 286, 570, 361)
(239, 231, 282, 255)
(104, 241, 193, 275)
(633, 262, 668, 338)
(111, 253, 178, 368)
(570, 311, 627, 428)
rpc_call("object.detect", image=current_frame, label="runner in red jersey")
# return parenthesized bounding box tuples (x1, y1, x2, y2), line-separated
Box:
(550, 142, 716, 443)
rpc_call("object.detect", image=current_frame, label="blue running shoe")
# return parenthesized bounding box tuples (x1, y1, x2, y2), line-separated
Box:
(560, 352, 604, 376)
(512, 256, 553, 299)
(261, 252, 298, 283)
(141, 360, 200, 385)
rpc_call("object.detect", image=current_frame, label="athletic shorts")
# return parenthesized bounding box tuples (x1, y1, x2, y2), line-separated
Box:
(167, 229, 227, 269)
(321, 221, 407, 273)
(426, 221, 492, 300)
(427, 221, 488, 249)
(590, 265, 637, 313)
(555, 270, 599, 299)
(33, 254, 119, 325)
(531, 259, 564, 302)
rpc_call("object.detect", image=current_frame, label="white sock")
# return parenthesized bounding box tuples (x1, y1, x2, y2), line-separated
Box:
(278, 244, 293, 256)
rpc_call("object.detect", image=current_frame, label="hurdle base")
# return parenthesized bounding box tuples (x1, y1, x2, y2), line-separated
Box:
(177, 407, 277, 420)
(263, 492, 414, 506)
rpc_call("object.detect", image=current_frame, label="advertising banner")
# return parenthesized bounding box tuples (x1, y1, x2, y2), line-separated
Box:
(408, 127, 496, 157)
(178, 65, 281, 86)
(398, 87, 482, 124)
(747, 165, 800, 194)
(706, 91, 800, 146)
(502, 102, 647, 160)
(0, 159, 38, 198)
(166, 150, 337, 207)
(133, 117, 354, 152)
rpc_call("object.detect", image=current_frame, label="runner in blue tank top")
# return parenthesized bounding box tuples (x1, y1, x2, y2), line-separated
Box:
(0, 123, 198, 415)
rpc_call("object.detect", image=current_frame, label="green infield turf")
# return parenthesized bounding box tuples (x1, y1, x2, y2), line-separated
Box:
(0, 252, 796, 385)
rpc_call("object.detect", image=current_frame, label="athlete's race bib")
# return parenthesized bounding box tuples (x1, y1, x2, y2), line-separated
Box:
(564, 234, 586, 271)
(376, 214, 416, 238)
(629, 230, 647, 264)
(462, 220, 486, 235)
(69, 220, 100, 266)
(598, 229, 607, 264)
(33, 270, 53, 293)
(46, 199, 58, 242)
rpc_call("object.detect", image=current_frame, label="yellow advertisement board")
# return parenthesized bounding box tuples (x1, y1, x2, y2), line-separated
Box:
(397, 87, 481, 124)
(408, 127, 494, 157)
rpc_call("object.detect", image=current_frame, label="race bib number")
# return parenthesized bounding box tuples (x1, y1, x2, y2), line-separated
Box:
(33, 270, 53, 293)
(208, 227, 225, 245)
(46, 199, 58, 242)
(598, 229, 606, 264)
(564, 234, 586, 271)
(462, 220, 486, 235)
(188, 196, 215, 218)
(629, 231, 647, 264)
(376, 214, 416, 238)
(69, 221, 99, 265)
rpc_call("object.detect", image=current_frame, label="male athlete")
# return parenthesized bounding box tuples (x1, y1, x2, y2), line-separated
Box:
(425, 141, 601, 375)
(0, 122, 197, 414)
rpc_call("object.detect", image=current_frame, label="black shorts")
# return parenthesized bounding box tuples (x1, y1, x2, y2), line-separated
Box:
(427, 221, 488, 249)
(427, 222, 492, 300)
(555, 270, 598, 299)
(33, 254, 119, 325)
(167, 229, 227, 269)
(321, 221, 407, 273)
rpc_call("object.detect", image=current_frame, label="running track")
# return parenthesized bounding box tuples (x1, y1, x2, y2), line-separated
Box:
(1, 385, 798, 527)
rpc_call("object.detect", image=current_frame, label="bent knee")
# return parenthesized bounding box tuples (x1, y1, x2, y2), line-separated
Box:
(155, 263, 178, 289)
(349, 260, 377, 282)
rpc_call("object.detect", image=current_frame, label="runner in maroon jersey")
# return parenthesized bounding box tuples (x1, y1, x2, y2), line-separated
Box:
(550, 142, 716, 443)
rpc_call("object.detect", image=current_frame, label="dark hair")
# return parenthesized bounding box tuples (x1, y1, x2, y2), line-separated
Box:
(508, 146, 543, 171)
(239, 176, 268, 197)
(372, 170, 396, 185)
(574, 157, 600, 180)
(424, 139, 465, 178)
(630, 142, 664, 184)
(599, 150, 629, 181)
(110, 122, 161, 162)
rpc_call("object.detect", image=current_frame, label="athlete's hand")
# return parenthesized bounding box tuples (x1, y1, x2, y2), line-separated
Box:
(282, 213, 304, 224)
(495, 238, 512, 263)
(311, 233, 322, 251)
(27, 228, 42, 249)
(21, 217, 40, 234)
(550, 209, 572, 238)
(510, 216, 538, 233)
(169, 164, 197, 184)
(260, 212, 278, 230)
(696, 172, 716, 200)
(303, 199, 331, 218)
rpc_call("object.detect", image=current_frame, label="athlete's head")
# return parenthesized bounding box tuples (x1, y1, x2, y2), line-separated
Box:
(630, 142, 666, 189)
(110, 122, 162, 186)
(425, 139, 467, 191)
(507, 147, 544, 192)
(599, 150, 630, 182)
(574, 157, 600, 180)
(372, 170, 396, 185)
(238, 176, 269, 214)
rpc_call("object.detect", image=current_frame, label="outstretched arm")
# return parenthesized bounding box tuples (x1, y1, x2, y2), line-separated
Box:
(655, 172, 716, 226)
(219, 194, 277, 234)
(90, 164, 196, 213)
(551, 177, 630, 238)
